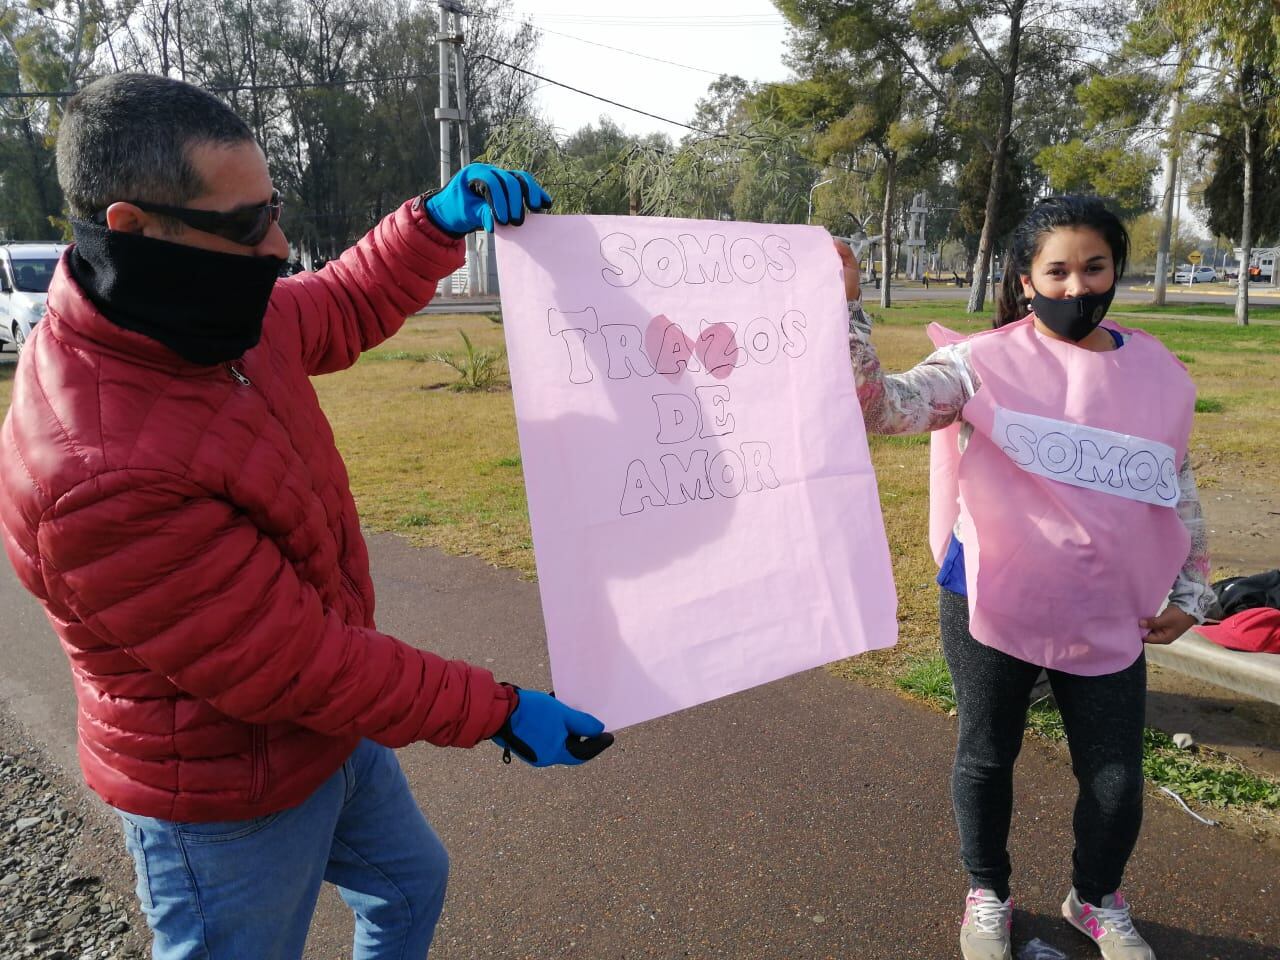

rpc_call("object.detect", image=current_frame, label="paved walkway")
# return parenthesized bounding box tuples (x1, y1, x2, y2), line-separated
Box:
(1, 533, 1276, 959)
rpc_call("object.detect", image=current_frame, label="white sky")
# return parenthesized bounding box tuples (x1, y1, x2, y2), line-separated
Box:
(495, 2, 795, 139)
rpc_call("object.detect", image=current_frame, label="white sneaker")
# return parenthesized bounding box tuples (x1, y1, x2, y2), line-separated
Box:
(960, 888, 1013, 960)
(1062, 888, 1157, 959)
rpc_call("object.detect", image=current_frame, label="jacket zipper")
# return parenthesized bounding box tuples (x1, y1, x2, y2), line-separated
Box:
(249, 725, 268, 803)
(227, 363, 252, 386)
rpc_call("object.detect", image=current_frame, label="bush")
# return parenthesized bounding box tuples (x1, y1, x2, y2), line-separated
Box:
(427, 330, 506, 391)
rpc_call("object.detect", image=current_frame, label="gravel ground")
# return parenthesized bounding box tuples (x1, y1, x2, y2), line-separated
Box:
(0, 713, 147, 960)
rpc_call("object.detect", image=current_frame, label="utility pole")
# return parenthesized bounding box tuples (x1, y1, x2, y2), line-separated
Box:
(1153, 90, 1182, 306)
(451, 14, 481, 296)
(436, 1, 479, 296)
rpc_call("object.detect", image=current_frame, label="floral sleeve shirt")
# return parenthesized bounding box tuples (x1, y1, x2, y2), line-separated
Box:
(847, 302, 1213, 623)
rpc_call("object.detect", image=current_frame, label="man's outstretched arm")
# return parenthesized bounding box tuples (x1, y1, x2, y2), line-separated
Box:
(268, 198, 465, 377)
(39, 469, 513, 748)
(268, 164, 551, 377)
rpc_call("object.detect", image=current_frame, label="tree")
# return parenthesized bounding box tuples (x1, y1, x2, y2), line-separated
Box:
(859, 0, 1127, 310)
(936, 0, 1029, 313)
(1126, 211, 1203, 272)
(1032, 9, 1213, 306)
(559, 118, 636, 215)
(1033, 37, 1166, 221)
(774, 0, 944, 307)
(480, 115, 585, 209)
(1198, 121, 1280, 248)
(1035, 140, 1157, 219)
(770, 0, 1128, 311)
(0, 0, 107, 239)
(690, 74, 752, 136)
(725, 123, 815, 225)
(953, 134, 1032, 275)
(1158, 0, 1280, 324)
(0, 0, 539, 254)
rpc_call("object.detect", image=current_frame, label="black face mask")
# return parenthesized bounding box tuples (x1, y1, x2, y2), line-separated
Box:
(69, 219, 284, 365)
(1029, 283, 1116, 343)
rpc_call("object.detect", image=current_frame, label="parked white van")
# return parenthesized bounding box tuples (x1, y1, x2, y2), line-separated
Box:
(0, 242, 66, 354)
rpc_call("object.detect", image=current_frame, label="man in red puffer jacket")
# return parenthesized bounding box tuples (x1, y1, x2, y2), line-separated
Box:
(0, 73, 611, 960)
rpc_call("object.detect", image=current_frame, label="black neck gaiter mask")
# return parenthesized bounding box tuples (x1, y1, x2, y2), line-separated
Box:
(69, 218, 284, 365)
(1029, 283, 1117, 343)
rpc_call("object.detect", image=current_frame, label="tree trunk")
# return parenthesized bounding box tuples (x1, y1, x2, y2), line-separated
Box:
(12, 66, 56, 235)
(62, 0, 89, 100)
(1236, 112, 1252, 327)
(966, 0, 1024, 314)
(246, 0, 267, 146)
(880, 153, 896, 309)
(1153, 95, 1181, 306)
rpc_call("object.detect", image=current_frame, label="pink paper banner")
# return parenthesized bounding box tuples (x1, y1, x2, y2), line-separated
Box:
(495, 214, 897, 729)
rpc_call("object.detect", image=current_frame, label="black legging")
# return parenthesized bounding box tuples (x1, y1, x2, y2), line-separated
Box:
(939, 587, 1146, 906)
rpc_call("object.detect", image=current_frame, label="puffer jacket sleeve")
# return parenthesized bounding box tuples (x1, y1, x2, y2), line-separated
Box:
(268, 198, 466, 377)
(37, 469, 515, 748)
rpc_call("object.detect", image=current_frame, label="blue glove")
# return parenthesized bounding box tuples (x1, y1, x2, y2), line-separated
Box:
(493, 688, 613, 767)
(423, 163, 552, 237)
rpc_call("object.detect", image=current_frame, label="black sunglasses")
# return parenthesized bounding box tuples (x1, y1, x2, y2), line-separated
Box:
(96, 189, 284, 247)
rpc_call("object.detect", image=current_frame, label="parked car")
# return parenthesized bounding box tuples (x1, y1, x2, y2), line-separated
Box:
(1172, 264, 1217, 284)
(0, 243, 66, 354)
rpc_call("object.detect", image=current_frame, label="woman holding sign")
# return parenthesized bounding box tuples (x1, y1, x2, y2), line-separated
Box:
(841, 196, 1210, 960)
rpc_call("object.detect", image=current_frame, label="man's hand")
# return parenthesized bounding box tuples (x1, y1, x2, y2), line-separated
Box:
(1140, 606, 1197, 645)
(424, 163, 552, 237)
(493, 688, 614, 767)
(833, 238, 862, 302)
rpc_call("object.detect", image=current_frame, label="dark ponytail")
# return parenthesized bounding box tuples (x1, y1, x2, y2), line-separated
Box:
(996, 247, 1028, 328)
(993, 195, 1130, 328)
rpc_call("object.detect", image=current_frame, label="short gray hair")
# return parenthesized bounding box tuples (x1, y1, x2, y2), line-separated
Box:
(57, 73, 254, 220)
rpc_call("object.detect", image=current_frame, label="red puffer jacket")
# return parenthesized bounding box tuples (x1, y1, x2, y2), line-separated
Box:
(0, 199, 516, 822)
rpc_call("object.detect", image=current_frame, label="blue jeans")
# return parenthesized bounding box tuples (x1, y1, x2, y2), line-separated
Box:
(116, 739, 448, 960)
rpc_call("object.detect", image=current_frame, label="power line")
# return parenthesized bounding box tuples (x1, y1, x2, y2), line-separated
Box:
(0, 57, 732, 140)
(505, 14, 785, 28)
(472, 54, 711, 134)
(470, 9, 740, 79)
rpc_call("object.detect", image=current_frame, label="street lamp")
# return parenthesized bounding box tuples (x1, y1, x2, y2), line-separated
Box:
(807, 178, 835, 224)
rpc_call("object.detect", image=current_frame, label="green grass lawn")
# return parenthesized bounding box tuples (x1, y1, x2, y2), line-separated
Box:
(1111, 301, 1280, 323)
(315, 315, 536, 573)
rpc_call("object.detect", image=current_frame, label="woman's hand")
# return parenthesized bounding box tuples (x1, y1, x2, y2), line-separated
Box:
(834, 238, 862, 302)
(1139, 606, 1197, 645)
